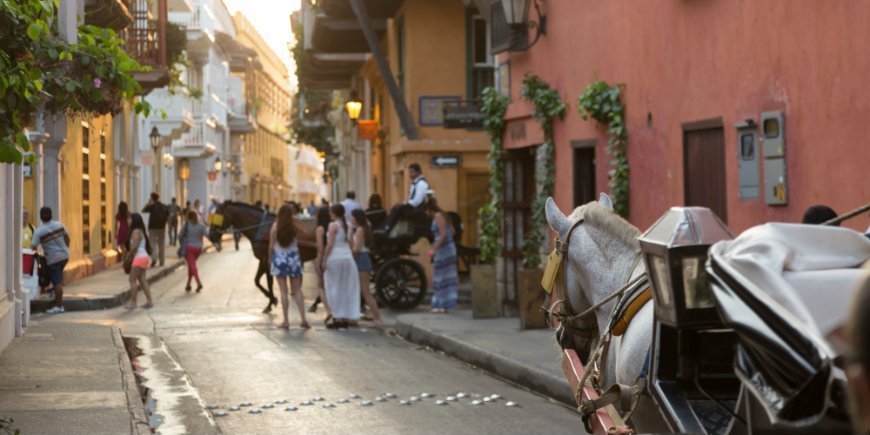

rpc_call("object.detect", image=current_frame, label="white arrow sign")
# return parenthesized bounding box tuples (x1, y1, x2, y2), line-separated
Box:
(432, 156, 460, 167)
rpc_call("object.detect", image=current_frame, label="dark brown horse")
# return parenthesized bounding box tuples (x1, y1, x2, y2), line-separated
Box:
(210, 201, 317, 313)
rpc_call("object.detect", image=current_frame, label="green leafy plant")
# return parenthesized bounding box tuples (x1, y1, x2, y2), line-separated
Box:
(289, 13, 335, 156)
(0, 1, 151, 163)
(478, 87, 510, 264)
(577, 81, 629, 218)
(520, 74, 566, 268)
(0, 416, 20, 435)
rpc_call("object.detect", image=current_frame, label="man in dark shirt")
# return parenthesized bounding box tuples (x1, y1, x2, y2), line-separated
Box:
(167, 197, 180, 246)
(142, 192, 169, 266)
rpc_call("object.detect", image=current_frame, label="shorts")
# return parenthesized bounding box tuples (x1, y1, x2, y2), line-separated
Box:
(132, 256, 151, 269)
(354, 252, 373, 273)
(46, 259, 68, 286)
(271, 249, 303, 277)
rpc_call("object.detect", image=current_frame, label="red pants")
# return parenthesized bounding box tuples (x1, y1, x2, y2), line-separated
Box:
(185, 245, 202, 285)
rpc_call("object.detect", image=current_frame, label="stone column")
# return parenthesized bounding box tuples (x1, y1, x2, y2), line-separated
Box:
(42, 127, 66, 215)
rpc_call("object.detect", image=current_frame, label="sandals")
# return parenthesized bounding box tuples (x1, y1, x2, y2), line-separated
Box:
(300, 321, 311, 329)
(325, 315, 337, 329)
(278, 322, 290, 330)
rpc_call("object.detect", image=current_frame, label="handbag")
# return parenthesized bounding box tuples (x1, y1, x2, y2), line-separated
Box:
(123, 253, 133, 274)
(177, 224, 188, 257)
(36, 254, 51, 287)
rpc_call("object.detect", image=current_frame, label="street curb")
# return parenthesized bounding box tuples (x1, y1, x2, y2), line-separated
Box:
(111, 327, 151, 435)
(395, 317, 575, 406)
(32, 244, 218, 313)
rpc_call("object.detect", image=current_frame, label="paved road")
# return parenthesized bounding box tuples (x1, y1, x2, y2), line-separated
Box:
(38, 240, 580, 434)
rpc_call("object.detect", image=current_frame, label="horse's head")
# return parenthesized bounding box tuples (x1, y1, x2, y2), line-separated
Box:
(545, 193, 643, 333)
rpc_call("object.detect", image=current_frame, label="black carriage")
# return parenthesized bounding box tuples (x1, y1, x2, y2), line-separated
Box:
(364, 207, 477, 310)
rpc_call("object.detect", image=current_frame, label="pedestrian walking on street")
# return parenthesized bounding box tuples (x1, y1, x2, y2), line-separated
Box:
(142, 192, 168, 267)
(179, 210, 207, 292)
(308, 206, 332, 316)
(124, 213, 154, 309)
(341, 191, 362, 223)
(31, 207, 70, 314)
(168, 197, 180, 246)
(426, 199, 458, 313)
(351, 208, 382, 325)
(306, 200, 317, 217)
(269, 205, 310, 330)
(322, 204, 360, 329)
(115, 201, 131, 254)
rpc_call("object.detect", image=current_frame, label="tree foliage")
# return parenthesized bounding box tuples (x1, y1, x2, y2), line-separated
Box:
(0, 0, 150, 164)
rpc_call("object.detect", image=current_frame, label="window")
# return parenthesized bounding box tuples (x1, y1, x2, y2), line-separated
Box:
(100, 133, 108, 248)
(468, 14, 494, 100)
(82, 125, 91, 254)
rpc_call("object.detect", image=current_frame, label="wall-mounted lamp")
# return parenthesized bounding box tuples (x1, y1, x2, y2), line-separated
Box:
(502, 0, 546, 52)
(345, 91, 362, 125)
(213, 156, 223, 172)
(149, 126, 161, 151)
(162, 153, 174, 169)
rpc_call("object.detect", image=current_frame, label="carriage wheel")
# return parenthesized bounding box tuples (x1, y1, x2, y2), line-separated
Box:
(374, 258, 427, 310)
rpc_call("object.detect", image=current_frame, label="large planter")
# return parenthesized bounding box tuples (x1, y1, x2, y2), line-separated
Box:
(470, 264, 499, 318)
(517, 267, 548, 330)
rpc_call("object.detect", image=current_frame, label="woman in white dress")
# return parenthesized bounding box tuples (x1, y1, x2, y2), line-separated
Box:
(321, 204, 360, 329)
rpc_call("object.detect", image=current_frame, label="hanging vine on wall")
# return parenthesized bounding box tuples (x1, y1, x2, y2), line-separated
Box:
(520, 74, 566, 268)
(478, 87, 510, 264)
(577, 81, 629, 218)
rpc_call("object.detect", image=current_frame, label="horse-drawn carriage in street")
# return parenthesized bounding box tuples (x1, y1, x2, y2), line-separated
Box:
(542, 194, 869, 434)
(210, 201, 475, 312)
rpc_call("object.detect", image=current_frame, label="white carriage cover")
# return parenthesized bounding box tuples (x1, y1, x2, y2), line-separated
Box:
(708, 223, 870, 425)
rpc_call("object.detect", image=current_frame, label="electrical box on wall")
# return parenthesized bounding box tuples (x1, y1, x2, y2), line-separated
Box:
(760, 111, 787, 205)
(735, 120, 759, 199)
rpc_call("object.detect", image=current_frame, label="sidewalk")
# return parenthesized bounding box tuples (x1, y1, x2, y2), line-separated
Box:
(0, 323, 149, 435)
(30, 243, 218, 313)
(395, 309, 574, 405)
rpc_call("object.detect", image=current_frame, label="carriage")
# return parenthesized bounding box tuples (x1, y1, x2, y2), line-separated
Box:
(543, 196, 869, 434)
(364, 206, 476, 310)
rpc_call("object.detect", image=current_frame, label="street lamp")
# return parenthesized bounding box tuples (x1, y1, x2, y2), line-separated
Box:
(213, 156, 223, 172)
(178, 158, 190, 181)
(638, 207, 733, 328)
(500, 0, 547, 52)
(149, 126, 161, 151)
(345, 91, 362, 125)
(149, 126, 162, 192)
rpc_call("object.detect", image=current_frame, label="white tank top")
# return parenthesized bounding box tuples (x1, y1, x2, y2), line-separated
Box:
(134, 233, 149, 259)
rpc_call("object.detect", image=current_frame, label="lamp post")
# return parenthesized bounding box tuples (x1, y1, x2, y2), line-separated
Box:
(149, 126, 161, 193)
(500, 0, 546, 51)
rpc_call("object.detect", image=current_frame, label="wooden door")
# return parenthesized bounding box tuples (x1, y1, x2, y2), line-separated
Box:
(684, 127, 728, 222)
(573, 146, 596, 208)
(502, 147, 536, 309)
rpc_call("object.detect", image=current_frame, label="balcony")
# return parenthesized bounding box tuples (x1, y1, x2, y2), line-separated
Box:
(169, 6, 215, 60)
(85, 0, 134, 32)
(120, 0, 170, 91)
(227, 76, 255, 133)
(171, 121, 216, 158)
(147, 88, 194, 139)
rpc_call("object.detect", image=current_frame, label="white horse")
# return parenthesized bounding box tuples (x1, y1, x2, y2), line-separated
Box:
(544, 194, 653, 388)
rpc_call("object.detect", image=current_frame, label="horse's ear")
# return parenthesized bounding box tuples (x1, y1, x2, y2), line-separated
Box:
(545, 197, 570, 234)
(599, 193, 614, 210)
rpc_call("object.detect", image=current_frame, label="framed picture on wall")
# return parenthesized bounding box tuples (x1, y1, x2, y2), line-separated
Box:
(418, 96, 461, 126)
(497, 61, 510, 97)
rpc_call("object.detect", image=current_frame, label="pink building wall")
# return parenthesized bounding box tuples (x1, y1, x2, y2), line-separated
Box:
(501, 0, 870, 233)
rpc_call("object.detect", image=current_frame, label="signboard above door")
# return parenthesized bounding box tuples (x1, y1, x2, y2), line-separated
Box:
(431, 155, 461, 168)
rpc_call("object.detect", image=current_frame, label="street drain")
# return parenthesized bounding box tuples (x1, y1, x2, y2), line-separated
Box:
(123, 337, 158, 429)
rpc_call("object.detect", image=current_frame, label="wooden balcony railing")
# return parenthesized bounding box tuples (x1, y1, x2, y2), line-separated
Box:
(119, 0, 167, 69)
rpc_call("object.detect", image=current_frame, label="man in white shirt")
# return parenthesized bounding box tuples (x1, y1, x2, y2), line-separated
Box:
(341, 191, 362, 222)
(379, 163, 429, 232)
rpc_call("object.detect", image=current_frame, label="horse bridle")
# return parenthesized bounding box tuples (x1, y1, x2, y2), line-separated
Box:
(544, 216, 644, 349)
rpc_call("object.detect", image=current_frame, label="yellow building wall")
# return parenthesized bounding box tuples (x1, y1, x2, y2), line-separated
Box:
(58, 114, 117, 280)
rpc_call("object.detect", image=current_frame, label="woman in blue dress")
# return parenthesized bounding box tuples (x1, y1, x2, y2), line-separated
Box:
(269, 204, 310, 329)
(425, 199, 458, 313)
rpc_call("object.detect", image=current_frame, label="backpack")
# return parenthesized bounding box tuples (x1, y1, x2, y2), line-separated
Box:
(149, 203, 169, 227)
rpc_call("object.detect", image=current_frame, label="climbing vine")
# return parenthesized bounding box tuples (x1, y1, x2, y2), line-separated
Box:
(577, 81, 629, 218)
(520, 74, 566, 268)
(478, 87, 510, 264)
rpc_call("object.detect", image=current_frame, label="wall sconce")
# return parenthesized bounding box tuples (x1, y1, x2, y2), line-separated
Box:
(502, 0, 547, 52)
(345, 91, 362, 125)
(213, 156, 223, 172)
(162, 153, 174, 169)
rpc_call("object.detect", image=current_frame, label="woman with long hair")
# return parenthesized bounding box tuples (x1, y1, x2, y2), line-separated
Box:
(308, 206, 332, 317)
(179, 210, 207, 292)
(124, 213, 154, 309)
(321, 204, 360, 329)
(425, 199, 458, 313)
(116, 201, 131, 253)
(269, 204, 310, 329)
(351, 208, 382, 325)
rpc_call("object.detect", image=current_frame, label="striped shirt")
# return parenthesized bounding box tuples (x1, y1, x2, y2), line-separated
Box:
(31, 221, 69, 265)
